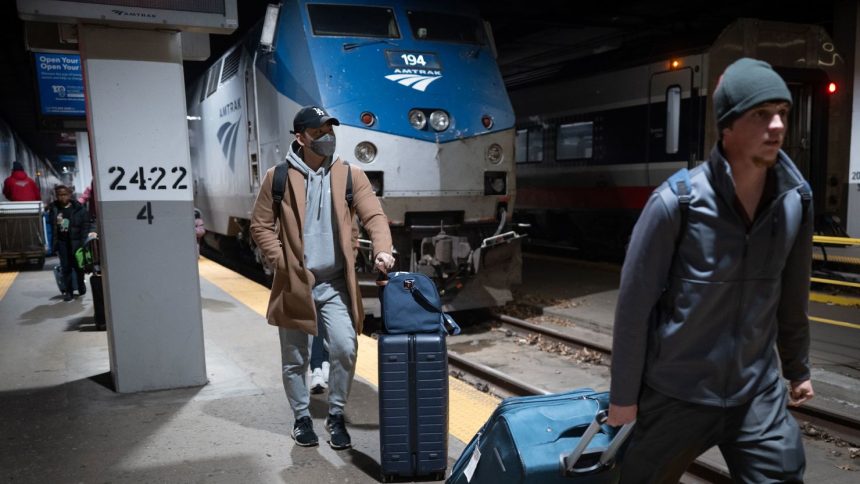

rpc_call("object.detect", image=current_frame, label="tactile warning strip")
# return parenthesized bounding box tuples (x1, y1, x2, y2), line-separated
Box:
(0, 271, 17, 301)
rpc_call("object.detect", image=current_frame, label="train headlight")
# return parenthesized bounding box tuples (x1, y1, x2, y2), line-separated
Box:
(354, 141, 377, 163)
(429, 110, 450, 131)
(484, 172, 506, 195)
(409, 109, 427, 130)
(486, 143, 503, 164)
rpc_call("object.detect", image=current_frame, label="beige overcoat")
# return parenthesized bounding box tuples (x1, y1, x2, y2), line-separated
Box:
(250, 156, 392, 335)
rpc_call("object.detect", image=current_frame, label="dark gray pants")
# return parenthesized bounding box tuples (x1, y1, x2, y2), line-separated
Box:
(619, 380, 805, 484)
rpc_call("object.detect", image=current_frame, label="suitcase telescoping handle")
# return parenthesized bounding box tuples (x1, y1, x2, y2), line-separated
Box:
(559, 409, 635, 476)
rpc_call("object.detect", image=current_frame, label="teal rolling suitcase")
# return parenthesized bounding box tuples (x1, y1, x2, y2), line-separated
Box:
(447, 389, 633, 484)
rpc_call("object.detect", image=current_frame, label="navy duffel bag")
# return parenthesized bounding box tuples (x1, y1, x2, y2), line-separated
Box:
(379, 271, 460, 335)
(447, 389, 634, 484)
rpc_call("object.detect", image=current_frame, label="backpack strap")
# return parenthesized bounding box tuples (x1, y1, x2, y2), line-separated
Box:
(667, 168, 692, 254)
(271, 160, 354, 219)
(344, 160, 353, 211)
(271, 162, 289, 219)
(797, 181, 812, 227)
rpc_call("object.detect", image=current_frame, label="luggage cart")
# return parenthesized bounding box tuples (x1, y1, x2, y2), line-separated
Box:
(0, 201, 48, 269)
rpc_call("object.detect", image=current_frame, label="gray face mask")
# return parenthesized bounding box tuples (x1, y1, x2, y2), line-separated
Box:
(309, 133, 336, 157)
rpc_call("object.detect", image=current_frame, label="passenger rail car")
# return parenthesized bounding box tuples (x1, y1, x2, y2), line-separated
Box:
(510, 19, 851, 258)
(187, 0, 520, 312)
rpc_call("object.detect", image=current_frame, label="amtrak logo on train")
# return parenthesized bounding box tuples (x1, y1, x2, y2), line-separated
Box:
(219, 98, 242, 118)
(217, 120, 240, 171)
(385, 68, 443, 92)
(217, 98, 242, 171)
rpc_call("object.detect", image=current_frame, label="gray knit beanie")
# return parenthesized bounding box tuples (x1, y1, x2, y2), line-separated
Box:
(714, 58, 792, 129)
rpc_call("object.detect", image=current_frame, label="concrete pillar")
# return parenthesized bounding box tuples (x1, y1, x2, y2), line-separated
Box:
(79, 25, 206, 392)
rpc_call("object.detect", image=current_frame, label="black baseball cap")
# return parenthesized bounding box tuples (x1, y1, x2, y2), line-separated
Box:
(291, 105, 340, 134)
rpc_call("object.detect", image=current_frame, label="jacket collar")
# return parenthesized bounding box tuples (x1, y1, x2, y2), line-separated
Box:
(706, 142, 807, 203)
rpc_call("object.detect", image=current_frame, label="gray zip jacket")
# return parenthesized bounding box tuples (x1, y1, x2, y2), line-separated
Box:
(610, 144, 813, 407)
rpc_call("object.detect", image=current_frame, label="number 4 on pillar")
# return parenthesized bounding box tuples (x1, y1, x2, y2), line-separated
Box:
(137, 202, 154, 224)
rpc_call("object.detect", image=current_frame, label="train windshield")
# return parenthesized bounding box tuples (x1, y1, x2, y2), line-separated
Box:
(307, 4, 399, 38)
(407, 10, 485, 44)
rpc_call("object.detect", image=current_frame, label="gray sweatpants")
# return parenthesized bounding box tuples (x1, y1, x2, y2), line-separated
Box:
(278, 277, 357, 420)
(619, 379, 805, 484)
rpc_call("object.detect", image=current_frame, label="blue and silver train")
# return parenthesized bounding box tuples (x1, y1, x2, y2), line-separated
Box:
(187, 0, 521, 312)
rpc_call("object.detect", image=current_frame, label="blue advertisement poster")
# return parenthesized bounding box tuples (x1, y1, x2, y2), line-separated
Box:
(34, 53, 86, 117)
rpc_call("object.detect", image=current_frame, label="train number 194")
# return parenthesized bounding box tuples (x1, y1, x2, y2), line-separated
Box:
(400, 53, 427, 66)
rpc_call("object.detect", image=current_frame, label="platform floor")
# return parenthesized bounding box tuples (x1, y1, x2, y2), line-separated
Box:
(0, 259, 498, 483)
(2, 256, 857, 482)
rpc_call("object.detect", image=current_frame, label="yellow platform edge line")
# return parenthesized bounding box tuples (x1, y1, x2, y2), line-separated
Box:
(809, 316, 860, 330)
(809, 291, 860, 308)
(810, 277, 860, 289)
(196, 257, 499, 444)
(0, 271, 18, 301)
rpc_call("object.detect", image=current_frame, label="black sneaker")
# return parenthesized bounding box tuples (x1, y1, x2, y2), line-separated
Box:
(78, 284, 86, 296)
(291, 416, 318, 447)
(325, 413, 351, 450)
(63, 292, 73, 302)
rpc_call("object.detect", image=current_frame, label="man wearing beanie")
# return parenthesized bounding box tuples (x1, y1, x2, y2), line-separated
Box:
(607, 58, 813, 482)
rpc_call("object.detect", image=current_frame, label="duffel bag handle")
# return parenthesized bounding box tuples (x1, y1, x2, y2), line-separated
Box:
(559, 409, 635, 476)
(409, 284, 461, 335)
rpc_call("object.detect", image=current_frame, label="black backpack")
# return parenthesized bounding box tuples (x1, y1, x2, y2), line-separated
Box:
(271, 160, 353, 219)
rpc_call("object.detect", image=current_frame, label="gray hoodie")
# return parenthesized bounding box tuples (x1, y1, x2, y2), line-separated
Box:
(610, 144, 813, 407)
(286, 141, 344, 285)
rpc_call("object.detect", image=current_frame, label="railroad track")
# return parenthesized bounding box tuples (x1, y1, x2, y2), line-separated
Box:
(447, 313, 860, 484)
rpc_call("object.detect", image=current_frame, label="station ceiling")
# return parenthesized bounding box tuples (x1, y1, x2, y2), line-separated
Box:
(0, 1, 841, 172)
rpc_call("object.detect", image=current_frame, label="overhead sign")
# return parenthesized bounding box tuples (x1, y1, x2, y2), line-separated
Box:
(17, 0, 238, 34)
(34, 52, 85, 117)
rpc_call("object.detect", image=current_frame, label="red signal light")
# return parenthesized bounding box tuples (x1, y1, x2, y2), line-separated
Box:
(481, 115, 494, 129)
(827, 82, 837, 94)
(360, 111, 376, 126)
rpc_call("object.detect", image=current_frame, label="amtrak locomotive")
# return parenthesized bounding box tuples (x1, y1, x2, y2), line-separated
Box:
(511, 18, 853, 258)
(187, 0, 520, 312)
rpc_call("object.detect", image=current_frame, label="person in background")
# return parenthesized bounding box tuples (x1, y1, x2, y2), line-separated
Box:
(607, 58, 814, 482)
(309, 322, 330, 394)
(250, 105, 395, 450)
(194, 208, 205, 256)
(50, 185, 95, 301)
(3, 161, 40, 201)
(77, 181, 98, 221)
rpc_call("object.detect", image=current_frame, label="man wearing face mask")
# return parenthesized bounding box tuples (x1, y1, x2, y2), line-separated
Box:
(251, 105, 395, 450)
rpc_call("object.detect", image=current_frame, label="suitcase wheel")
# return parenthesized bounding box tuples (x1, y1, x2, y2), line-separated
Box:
(379, 473, 391, 483)
(434, 472, 445, 481)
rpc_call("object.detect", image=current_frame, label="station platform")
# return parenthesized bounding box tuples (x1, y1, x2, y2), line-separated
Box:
(0, 258, 497, 483)
(2, 254, 858, 482)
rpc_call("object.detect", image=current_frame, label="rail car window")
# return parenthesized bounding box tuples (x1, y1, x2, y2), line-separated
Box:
(308, 5, 399, 38)
(516, 127, 543, 163)
(665, 86, 681, 154)
(407, 10, 485, 44)
(556, 122, 593, 160)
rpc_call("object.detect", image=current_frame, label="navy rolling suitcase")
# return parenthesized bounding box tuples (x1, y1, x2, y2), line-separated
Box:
(447, 389, 634, 484)
(378, 332, 449, 482)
